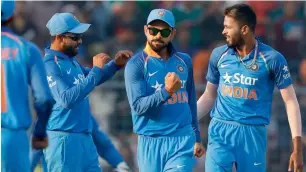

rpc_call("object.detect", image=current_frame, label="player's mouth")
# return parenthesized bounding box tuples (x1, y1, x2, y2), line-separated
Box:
(225, 36, 230, 42)
(153, 41, 164, 46)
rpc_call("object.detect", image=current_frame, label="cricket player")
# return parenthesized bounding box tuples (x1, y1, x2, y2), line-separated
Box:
(30, 116, 131, 172)
(1, 1, 53, 172)
(197, 4, 304, 172)
(124, 9, 205, 172)
(43, 13, 132, 171)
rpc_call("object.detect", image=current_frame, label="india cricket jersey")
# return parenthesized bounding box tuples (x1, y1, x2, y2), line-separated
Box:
(1, 27, 52, 136)
(206, 39, 292, 125)
(43, 48, 120, 132)
(125, 43, 200, 142)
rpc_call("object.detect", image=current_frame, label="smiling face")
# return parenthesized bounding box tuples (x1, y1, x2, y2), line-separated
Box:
(222, 4, 257, 49)
(222, 15, 245, 48)
(144, 20, 176, 52)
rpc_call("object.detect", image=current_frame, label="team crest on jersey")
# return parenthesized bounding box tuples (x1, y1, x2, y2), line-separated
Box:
(249, 63, 259, 71)
(177, 65, 184, 73)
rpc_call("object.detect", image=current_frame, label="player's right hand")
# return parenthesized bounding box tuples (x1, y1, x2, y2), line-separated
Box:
(93, 53, 111, 69)
(165, 72, 181, 94)
(32, 136, 48, 149)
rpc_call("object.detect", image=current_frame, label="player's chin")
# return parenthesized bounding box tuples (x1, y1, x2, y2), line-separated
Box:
(152, 45, 165, 52)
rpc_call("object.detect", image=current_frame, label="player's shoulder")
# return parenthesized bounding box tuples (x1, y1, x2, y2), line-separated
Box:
(175, 52, 192, 66)
(43, 53, 61, 73)
(211, 44, 230, 57)
(24, 40, 43, 56)
(126, 51, 146, 69)
(259, 42, 286, 62)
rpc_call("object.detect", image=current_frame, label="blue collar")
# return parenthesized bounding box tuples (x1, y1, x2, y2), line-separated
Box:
(227, 38, 261, 61)
(1, 26, 14, 34)
(45, 48, 73, 60)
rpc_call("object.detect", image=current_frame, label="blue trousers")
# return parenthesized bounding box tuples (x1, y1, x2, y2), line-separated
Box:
(1, 128, 30, 172)
(137, 126, 196, 172)
(43, 131, 101, 172)
(205, 118, 267, 172)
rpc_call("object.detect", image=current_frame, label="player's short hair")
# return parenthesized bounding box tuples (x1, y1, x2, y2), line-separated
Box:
(224, 3, 257, 32)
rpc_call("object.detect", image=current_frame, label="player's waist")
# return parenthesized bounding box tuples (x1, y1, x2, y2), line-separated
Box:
(139, 124, 194, 138)
(212, 117, 266, 127)
(46, 130, 92, 137)
(1, 127, 27, 131)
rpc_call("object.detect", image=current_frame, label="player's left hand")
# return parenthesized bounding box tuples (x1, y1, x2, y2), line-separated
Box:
(114, 50, 133, 67)
(288, 151, 303, 172)
(194, 142, 205, 158)
(32, 136, 48, 149)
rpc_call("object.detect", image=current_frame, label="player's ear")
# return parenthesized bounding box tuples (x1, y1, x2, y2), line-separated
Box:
(144, 25, 148, 36)
(170, 28, 176, 41)
(241, 25, 248, 36)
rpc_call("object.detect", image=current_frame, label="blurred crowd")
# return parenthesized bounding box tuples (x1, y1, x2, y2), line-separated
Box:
(11, 1, 306, 171)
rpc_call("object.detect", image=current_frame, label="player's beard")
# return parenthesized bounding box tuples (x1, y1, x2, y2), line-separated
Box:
(226, 33, 244, 49)
(148, 39, 168, 53)
(62, 44, 78, 57)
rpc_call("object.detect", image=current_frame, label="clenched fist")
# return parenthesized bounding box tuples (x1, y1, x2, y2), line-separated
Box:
(165, 72, 181, 94)
(93, 53, 111, 69)
(114, 50, 133, 67)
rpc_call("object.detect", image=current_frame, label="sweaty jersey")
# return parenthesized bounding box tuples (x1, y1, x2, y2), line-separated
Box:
(125, 43, 201, 142)
(44, 48, 120, 132)
(1, 27, 53, 137)
(206, 40, 292, 125)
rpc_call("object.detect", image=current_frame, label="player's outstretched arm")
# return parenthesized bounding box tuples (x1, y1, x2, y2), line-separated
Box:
(197, 82, 218, 120)
(280, 85, 304, 172)
(80, 51, 133, 86)
(27, 42, 54, 149)
(197, 47, 221, 121)
(44, 53, 110, 109)
(124, 59, 172, 115)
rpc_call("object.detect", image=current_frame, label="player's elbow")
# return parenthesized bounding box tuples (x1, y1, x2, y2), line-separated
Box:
(132, 100, 148, 115)
(59, 94, 75, 109)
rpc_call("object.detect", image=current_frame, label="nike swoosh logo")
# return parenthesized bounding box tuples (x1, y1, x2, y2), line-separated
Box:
(148, 71, 158, 77)
(177, 165, 185, 168)
(254, 162, 262, 166)
(220, 64, 230, 68)
(67, 68, 71, 74)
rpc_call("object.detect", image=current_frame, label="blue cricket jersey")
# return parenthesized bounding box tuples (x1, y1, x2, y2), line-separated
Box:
(206, 40, 292, 125)
(1, 27, 53, 137)
(44, 48, 120, 132)
(125, 43, 201, 142)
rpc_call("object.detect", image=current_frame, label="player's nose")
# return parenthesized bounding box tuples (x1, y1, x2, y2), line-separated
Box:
(222, 29, 226, 35)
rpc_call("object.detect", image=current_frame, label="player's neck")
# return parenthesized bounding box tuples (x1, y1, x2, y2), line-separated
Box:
(236, 37, 256, 58)
(50, 43, 62, 52)
(159, 48, 170, 60)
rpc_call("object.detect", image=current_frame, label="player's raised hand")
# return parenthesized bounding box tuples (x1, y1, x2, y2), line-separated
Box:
(165, 72, 181, 94)
(114, 50, 133, 67)
(93, 53, 111, 69)
(288, 151, 303, 172)
(32, 136, 48, 149)
(194, 142, 205, 158)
